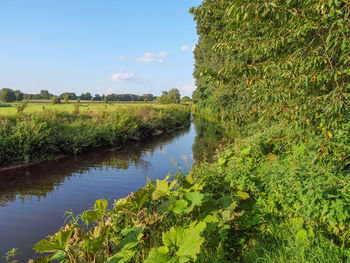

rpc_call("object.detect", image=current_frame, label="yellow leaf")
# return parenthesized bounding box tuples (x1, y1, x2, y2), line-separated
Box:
(246, 80, 249, 85)
(290, 115, 293, 120)
(249, 80, 252, 85)
(337, 70, 342, 75)
(328, 131, 333, 138)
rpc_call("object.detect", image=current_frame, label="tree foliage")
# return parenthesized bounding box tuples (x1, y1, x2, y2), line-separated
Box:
(191, 0, 349, 128)
(0, 88, 17, 102)
(158, 89, 182, 104)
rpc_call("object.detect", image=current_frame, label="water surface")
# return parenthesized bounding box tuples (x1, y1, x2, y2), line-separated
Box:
(0, 119, 224, 261)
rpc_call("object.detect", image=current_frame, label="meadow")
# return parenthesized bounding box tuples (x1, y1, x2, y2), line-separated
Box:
(0, 100, 156, 117)
(0, 102, 191, 168)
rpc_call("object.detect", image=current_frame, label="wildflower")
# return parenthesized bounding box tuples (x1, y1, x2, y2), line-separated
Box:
(328, 131, 333, 138)
(312, 75, 316, 83)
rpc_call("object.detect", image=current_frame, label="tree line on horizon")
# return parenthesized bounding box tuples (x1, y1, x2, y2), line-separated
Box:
(0, 87, 192, 104)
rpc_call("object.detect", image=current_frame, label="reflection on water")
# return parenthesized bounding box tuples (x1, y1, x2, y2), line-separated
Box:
(0, 127, 189, 208)
(0, 118, 223, 261)
(192, 116, 225, 162)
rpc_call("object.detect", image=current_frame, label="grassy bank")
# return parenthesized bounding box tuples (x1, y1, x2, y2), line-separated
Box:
(0, 104, 190, 168)
(27, 110, 349, 263)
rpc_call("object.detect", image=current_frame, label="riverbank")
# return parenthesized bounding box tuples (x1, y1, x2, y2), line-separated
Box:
(0, 105, 191, 168)
(27, 109, 349, 263)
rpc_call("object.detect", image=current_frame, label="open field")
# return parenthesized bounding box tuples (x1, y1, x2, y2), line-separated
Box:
(0, 101, 159, 117)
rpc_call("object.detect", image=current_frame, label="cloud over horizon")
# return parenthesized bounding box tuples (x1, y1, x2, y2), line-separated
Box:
(136, 52, 168, 63)
(111, 72, 147, 83)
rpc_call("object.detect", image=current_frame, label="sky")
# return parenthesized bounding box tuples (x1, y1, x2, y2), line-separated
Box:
(0, 0, 202, 97)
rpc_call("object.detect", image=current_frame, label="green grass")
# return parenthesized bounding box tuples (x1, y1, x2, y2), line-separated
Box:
(0, 101, 159, 117)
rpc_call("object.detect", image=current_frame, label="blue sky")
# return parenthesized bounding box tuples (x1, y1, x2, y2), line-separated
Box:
(0, 0, 202, 97)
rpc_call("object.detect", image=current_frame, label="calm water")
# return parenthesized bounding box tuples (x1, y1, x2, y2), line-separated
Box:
(0, 119, 224, 261)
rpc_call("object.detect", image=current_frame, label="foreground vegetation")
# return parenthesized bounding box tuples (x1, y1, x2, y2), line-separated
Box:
(0, 104, 190, 168)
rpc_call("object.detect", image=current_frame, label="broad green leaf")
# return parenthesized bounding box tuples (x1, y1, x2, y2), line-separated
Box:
(131, 188, 150, 213)
(176, 227, 204, 260)
(107, 249, 136, 263)
(33, 240, 61, 253)
(120, 226, 144, 250)
(55, 227, 74, 250)
(184, 192, 204, 207)
(217, 196, 233, 209)
(81, 210, 100, 226)
(173, 199, 188, 214)
(152, 176, 177, 200)
(162, 226, 204, 261)
(145, 246, 169, 263)
(162, 227, 181, 248)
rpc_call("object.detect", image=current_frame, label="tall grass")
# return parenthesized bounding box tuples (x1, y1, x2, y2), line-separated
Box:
(0, 105, 190, 168)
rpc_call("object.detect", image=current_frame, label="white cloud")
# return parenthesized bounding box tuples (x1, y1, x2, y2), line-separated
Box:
(136, 52, 168, 63)
(119, 56, 129, 60)
(111, 72, 147, 83)
(181, 45, 190, 51)
(182, 85, 197, 93)
(192, 45, 196, 52)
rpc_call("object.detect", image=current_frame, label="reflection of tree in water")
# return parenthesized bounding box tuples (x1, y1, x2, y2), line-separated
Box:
(192, 116, 224, 162)
(0, 125, 190, 207)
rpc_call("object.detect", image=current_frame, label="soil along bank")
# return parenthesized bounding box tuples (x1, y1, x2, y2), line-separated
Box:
(0, 105, 191, 168)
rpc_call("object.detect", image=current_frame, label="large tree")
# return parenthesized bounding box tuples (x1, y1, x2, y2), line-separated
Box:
(0, 88, 16, 102)
(168, 88, 181, 103)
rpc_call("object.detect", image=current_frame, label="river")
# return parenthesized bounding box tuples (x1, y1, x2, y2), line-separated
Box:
(0, 118, 224, 261)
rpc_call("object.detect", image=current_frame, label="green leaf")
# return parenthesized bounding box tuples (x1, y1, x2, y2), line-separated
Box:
(236, 191, 250, 200)
(152, 176, 177, 200)
(239, 147, 251, 157)
(94, 198, 108, 215)
(120, 227, 144, 250)
(107, 249, 136, 263)
(55, 227, 74, 250)
(145, 246, 169, 263)
(49, 250, 66, 262)
(33, 240, 61, 253)
(176, 228, 204, 260)
(81, 210, 100, 226)
(217, 196, 233, 209)
(173, 199, 189, 214)
(162, 226, 204, 261)
(131, 188, 150, 213)
(184, 192, 204, 207)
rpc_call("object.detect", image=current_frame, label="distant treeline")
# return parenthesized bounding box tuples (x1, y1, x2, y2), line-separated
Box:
(0, 88, 156, 102)
(24, 90, 156, 102)
(0, 87, 192, 104)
